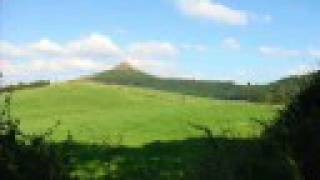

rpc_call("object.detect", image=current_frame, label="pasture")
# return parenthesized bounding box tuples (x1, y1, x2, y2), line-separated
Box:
(11, 82, 276, 145)
(7, 82, 287, 178)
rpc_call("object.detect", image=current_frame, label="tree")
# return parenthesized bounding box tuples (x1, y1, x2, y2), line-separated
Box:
(264, 71, 320, 179)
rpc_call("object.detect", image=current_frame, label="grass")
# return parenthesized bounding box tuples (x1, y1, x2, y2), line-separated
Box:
(11, 81, 276, 146)
(7, 82, 286, 178)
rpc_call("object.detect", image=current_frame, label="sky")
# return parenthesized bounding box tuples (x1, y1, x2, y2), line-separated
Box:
(1, 0, 320, 84)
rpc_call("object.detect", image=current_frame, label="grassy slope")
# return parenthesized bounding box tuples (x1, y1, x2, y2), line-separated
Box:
(89, 62, 314, 104)
(89, 63, 268, 102)
(12, 81, 276, 146)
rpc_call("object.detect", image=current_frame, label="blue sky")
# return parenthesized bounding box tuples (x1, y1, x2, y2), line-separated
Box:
(1, 0, 320, 84)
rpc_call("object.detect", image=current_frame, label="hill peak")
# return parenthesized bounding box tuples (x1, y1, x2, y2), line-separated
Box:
(113, 62, 137, 71)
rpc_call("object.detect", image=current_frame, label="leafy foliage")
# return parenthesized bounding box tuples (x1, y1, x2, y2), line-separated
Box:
(0, 94, 70, 179)
(265, 73, 314, 103)
(264, 70, 320, 179)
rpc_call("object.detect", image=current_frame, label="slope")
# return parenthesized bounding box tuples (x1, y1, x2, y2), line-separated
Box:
(88, 62, 266, 102)
(11, 81, 275, 146)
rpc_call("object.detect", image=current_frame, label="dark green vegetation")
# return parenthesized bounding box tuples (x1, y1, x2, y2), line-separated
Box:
(264, 70, 320, 179)
(0, 80, 50, 93)
(60, 137, 294, 179)
(0, 95, 69, 179)
(89, 62, 312, 104)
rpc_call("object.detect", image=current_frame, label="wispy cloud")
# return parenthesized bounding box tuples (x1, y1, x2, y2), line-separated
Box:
(65, 34, 123, 59)
(0, 41, 27, 59)
(0, 34, 184, 83)
(175, 0, 271, 26)
(176, 0, 248, 25)
(29, 39, 64, 57)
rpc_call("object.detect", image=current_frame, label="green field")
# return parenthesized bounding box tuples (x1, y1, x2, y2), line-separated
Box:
(8, 82, 285, 178)
(11, 81, 276, 145)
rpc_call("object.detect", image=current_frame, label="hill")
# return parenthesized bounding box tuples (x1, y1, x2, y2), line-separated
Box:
(2, 63, 314, 178)
(89, 62, 158, 86)
(88, 62, 267, 102)
(12, 82, 275, 145)
(9, 82, 279, 178)
(88, 62, 316, 103)
(265, 73, 315, 103)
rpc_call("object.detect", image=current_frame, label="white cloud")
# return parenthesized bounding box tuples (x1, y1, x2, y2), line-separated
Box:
(124, 42, 180, 77)
(128, 41, 179, 60)
(2, 34, 123, 61)
(29, 39, 63, 56)
(259, 46, 302, 57)
(1, 34, 123, 81)
(27, 58, 101, 72)
(1, 57, 115, 85)
(124, 57, 167, 70)
(2, 58, 111, 76)
(176, 0, 249, 25)
(0, 41, 27, 59)
(176, 0, 272, 26)
(66, 34, 123, 59)
(124, 58, 195, 79)
(222, 37, 240, 50)
(0, 34, 183, 83)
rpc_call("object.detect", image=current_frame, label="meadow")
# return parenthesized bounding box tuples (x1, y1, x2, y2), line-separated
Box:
(11, 81, 276, 145)
(3, 81, 290, 179)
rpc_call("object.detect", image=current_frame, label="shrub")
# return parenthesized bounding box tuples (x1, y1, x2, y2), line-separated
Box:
(264, 71, 320, 179)
(0, 94, 70, 179)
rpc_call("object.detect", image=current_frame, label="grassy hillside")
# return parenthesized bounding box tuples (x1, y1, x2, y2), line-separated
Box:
(89, 62, 268, 102)
(11, 81, 275, 146)
(6, 82, 293, 178)
(88, 62, 314, 104)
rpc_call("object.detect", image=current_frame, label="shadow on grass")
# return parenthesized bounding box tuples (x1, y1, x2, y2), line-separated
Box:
(60, 137, 294, 180)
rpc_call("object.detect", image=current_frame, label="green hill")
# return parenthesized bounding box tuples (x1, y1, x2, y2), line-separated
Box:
(88, 62, 316, 103)
(7, 81, 285, 178)
(89, 62, 158, 86)
(12, 82, 275, 145)
(88, 62, 266, 102)
(2, 63, 314, 178)
(265, 73, 315, 103)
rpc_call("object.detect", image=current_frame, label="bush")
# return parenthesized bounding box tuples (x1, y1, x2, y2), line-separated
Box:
(0, 94, 70, 179)
(264, 71, 320, 179)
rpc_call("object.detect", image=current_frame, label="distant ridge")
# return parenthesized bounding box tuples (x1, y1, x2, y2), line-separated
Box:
(88, 61, 157, 85)
(88, 61, 317, 103)
(88, 61, 257, 101)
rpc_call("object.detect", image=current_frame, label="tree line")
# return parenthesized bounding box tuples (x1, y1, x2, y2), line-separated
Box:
(0, 80, 50, 93)
(90, 65, 314, 104)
